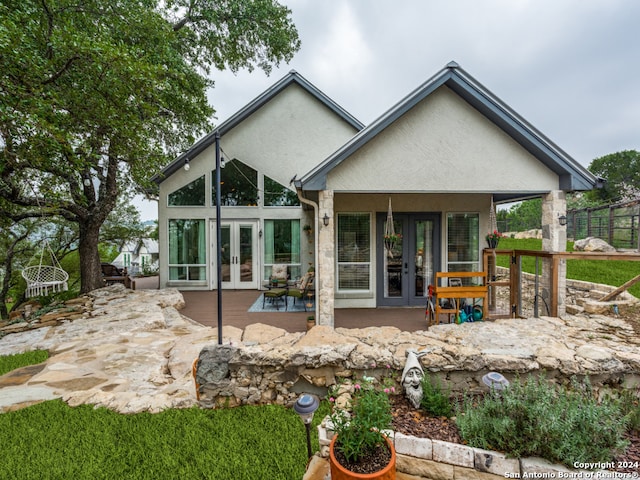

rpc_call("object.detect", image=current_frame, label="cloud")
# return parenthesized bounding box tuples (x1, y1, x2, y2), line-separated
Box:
(207, 1, 640, 165)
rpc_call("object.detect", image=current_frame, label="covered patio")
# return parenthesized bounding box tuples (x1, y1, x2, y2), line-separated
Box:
(180, 290, 426, 333)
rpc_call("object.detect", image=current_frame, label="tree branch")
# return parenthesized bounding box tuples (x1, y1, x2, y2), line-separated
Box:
(43, 55, 81, 85)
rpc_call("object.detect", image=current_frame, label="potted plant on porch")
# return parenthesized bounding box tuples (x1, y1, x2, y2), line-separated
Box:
(328, 377, 396, 479)
(485, 230, 503, 249)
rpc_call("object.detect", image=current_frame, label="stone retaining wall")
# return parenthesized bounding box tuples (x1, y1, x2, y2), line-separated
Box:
(195, 310, 640, 408)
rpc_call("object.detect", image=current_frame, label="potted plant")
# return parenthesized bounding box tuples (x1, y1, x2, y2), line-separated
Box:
(485, 230, 503, 249)
(306, 315, 315, 331)
(383, 233, 402, 252)
(328, 376, 396, 479)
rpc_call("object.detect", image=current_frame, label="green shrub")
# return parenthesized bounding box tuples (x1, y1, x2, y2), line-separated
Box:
(34, 288, 80, 309)
(420, 375, 453, 417)
(456, 375, 629, 466)
(617, 389, 640, 433)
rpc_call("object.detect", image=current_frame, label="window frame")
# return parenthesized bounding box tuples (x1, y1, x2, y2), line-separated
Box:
(167, 218, 207, 282)
(263, 219, 302, 282)
(167, 175, 206, 207)
(336, 212, 372, 292)
(211, 159, 259, 207)
(446, 212, 480, 273)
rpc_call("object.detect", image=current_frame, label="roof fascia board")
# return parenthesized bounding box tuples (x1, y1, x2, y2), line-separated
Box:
(153, 71, 363, 184)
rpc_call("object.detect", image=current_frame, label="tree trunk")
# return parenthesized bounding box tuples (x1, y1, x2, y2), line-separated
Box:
(78, 220, 105, 293)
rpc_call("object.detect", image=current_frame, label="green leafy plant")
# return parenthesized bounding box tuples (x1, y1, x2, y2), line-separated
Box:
(456, 375, 629, 466)
(34, 288, 80, 309)
(420, 375, 453, 417)
(617, 389, 640, 433)
(383, 233, 402, 243)
(329, 375, 393, 465)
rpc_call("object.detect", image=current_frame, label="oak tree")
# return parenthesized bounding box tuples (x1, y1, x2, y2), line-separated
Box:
(587, 150, 640, 203)
(0, 0, 300, 292)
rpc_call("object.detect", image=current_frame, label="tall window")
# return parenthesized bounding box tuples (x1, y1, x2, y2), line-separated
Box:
(212, 159, 258, 206)
(447, 213, 479, 273)
(264, 219, 301, 280)
(337, 213, 370, 290)
(264, 175, 300, 206)
(168, 176, 205, 206)
(168, 219, 206, 281)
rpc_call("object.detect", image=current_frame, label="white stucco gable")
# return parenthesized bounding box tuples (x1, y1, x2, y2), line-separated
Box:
(326, 86, 557, 193)
(220, 82, 360, 188)
(154, 70, 363, 190)
(298, 61, 599, 201)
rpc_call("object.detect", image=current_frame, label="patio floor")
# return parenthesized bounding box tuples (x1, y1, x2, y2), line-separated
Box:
(180, 290, 428, 333)
(133, 276, 429, 332)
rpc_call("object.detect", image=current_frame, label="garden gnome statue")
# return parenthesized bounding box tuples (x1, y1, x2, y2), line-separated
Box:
(402, 348, 426, 408)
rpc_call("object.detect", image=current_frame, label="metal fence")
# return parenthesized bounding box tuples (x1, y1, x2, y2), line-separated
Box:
(567, 199, 640, 249)
(496, 198, 640, 249)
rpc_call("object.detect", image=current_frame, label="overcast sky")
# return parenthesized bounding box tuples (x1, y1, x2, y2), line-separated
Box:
(138, 0, 639, 220)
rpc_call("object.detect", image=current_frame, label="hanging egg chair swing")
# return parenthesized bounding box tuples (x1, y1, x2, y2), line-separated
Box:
(21, 239, 69, 298)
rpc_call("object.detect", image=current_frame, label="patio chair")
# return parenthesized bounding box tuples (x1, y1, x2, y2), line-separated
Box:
(268, 264, 288, 287)
(101, 263, 131, 288)
(287, 270, 315, 311)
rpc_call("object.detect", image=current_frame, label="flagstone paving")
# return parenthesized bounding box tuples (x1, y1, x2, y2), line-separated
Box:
(1, 284, 639, 416)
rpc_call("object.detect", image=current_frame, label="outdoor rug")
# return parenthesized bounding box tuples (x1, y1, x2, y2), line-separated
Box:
(247, 293, 309, 313)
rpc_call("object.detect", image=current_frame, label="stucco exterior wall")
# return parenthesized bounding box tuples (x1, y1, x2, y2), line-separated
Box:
(157, 83, 359, 290)
(326, 86, 559, 193)
(221, 83, 359, 188)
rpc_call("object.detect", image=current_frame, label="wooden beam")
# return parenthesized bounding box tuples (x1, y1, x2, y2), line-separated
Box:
(599, 274, 640, 302)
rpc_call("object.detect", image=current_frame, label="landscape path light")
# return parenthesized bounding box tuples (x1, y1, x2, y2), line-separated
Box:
(293, 393, 320, 460)
(482, 372, 510, 392)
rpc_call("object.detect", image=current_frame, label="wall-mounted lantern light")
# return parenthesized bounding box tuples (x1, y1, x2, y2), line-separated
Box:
(322, 213, 330, 227)
(558, 215, 567, 226)
(183, 158, 190, 172)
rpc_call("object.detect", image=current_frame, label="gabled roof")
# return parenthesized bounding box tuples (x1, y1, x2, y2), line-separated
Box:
(297, 61, 600, 200)
(153, 71, 364, 183)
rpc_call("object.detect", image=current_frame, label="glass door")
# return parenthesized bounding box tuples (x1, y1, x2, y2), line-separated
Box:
(377, 213, 440, 306)
(215, 220, 258, 289)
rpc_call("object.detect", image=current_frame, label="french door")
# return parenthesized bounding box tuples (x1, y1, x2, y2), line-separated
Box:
(213, 220, 259, 289)
(377, 213, 440, 306)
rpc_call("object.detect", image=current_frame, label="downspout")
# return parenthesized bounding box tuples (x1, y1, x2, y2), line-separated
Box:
(295, 185, 319, 325)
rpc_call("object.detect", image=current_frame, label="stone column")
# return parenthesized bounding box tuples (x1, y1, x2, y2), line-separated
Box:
(317, 190, 335, 327)
(541, 190, 567, 317)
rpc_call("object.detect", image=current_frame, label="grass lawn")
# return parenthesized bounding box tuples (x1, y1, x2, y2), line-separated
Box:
(0, 353, 329, 480)
(0, 350, 48, 376)
(497, 237, 640, 298)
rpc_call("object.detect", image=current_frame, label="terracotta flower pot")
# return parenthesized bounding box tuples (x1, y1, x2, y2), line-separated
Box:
(329, 435, 396, 480)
